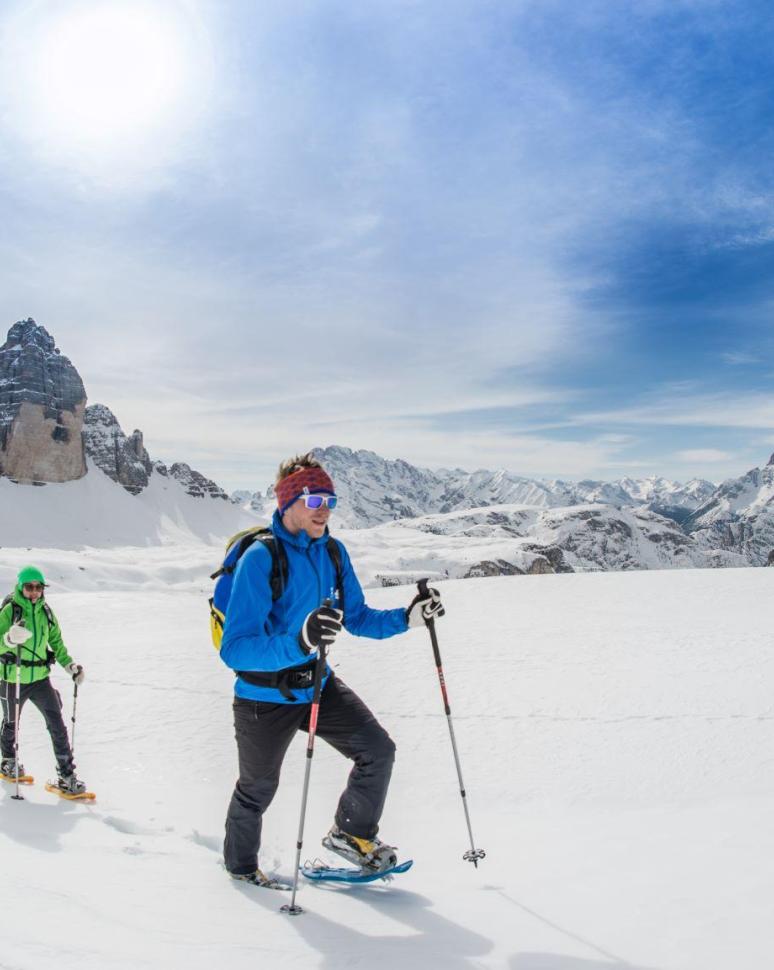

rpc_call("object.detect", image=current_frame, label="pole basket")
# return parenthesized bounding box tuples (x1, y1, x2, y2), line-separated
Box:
(463, 848, 486, 866)
(281, 903, 304, 916)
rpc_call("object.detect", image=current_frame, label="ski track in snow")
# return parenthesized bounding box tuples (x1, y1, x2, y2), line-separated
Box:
(0, 559, 772, 970)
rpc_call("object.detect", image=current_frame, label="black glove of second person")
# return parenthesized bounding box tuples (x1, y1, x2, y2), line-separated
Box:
(299, 605, 344, 654)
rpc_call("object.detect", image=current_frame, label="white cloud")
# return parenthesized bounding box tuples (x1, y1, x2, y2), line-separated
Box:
(577, 390, 774, 430)
(722, 352, 759, 366)
(674, 449, 734, 463)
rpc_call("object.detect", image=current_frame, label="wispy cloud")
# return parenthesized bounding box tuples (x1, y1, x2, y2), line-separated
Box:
(675, 449, 734, 463)
(577, 389, 774, 430)
(722, 352, 760, 366)
(2, 1, 774, 488)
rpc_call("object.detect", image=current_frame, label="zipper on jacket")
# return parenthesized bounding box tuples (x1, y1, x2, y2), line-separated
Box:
(29, 602, 39, 684)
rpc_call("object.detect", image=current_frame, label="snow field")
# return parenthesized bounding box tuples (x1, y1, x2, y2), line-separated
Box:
(0, 565, 772, 970)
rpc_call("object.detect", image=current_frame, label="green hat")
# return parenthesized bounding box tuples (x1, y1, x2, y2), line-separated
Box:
(17, 565, 47, 590)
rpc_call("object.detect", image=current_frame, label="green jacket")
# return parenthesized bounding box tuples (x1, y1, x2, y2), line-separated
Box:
(0, 590, 73, 685)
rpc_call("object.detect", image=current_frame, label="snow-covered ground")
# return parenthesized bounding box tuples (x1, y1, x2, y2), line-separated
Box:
(0, 560, 772, 970)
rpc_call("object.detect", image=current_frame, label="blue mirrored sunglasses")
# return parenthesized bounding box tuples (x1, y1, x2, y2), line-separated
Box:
(300, 491, 337, 510)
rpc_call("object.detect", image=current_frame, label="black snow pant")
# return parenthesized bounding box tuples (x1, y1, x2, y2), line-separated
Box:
(224, 673, 396, 875)
(0, 678, 75, 774)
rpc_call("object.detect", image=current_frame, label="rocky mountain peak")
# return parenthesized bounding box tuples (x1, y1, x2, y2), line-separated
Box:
(168, 463, 229, 501)
(0, 318, 87, 483)
(3, 318, 57, 355)
(83, 403, 153, 495)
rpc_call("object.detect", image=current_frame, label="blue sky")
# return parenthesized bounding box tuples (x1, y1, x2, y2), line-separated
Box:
(1, 0, 774, 491)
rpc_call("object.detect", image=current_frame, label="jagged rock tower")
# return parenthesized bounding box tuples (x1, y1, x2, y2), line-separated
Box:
(82, 403, 153, 494)
(0, 319, 87, 483)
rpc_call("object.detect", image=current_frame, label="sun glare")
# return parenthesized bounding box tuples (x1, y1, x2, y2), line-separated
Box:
(41, 6, 185, 137)
(1, 0, 209, 175)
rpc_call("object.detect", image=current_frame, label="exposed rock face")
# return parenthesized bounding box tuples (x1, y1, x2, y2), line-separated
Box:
(83, 404, 153, 495)
(0, 319, 87, 483)
(356, 500, 726, 588)
(167, 463, 229, 501)
(686, 462, 774, 565)
(463, 558, 536, 578)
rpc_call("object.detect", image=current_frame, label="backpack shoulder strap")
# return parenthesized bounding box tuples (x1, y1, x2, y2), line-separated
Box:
(210, 527, 271, 580)
(1, 595, 21, 626)
(326, 536, 345, 618)
(258, 534, 288, 602)
(42, 603, 55, 626)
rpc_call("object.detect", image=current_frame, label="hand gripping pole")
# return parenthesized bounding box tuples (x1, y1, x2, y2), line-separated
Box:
(417, 579, 485, 867)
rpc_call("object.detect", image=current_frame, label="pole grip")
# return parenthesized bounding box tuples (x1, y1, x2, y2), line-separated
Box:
(416, 578, 443, 666)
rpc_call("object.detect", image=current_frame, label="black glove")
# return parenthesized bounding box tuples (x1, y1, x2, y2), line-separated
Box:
(0, 651, 15, 665)
(299, 606, 344, 654)
(406, 587, 445, 628)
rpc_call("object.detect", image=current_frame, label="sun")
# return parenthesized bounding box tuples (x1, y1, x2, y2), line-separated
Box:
(40, 4, 186, 139)
(1, 0, 208, 172)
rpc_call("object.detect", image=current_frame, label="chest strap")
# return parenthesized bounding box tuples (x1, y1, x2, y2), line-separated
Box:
(0, 651, 54, 669)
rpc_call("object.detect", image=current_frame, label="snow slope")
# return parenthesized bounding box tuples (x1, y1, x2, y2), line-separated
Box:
(0, 460, 256, 548)
(1, 563, 771, 970)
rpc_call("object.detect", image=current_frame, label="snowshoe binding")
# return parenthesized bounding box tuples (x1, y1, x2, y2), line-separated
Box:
(0, 758, 33, 784)
(44, 770, 95, 801)
(322, 826, 398, 874)
(230, 868, 291, 891)
(57, 770, 87, 796)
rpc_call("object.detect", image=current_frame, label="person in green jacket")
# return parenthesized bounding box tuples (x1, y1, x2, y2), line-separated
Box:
(0, 565, 87, 794)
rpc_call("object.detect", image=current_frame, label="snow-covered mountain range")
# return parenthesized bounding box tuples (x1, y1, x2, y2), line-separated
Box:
(291, 446, 718, 529)
(4, 320, 774, 579)
(232, 445, 719, 530)
(232, 445, 773, 580)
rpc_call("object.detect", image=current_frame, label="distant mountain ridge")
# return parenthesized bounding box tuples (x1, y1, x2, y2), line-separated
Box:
(287, 445, 718, 528)
(232, 445, 774, 575)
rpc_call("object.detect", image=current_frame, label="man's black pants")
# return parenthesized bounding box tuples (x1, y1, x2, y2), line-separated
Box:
(0, 678, 75, 773)
(224, 674, 396, 875)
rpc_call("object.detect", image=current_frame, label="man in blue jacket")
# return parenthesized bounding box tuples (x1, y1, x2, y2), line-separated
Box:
(220, 452, 444, 887)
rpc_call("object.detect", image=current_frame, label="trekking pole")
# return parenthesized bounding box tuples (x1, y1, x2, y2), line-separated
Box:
(417, 578, 485, 866)
(70, 682, 79, 760)
(11, 639, 23, 801)
(281, 603, 332, 916)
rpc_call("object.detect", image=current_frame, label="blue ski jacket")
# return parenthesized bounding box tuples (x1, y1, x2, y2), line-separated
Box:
(220, 511, 409, 702)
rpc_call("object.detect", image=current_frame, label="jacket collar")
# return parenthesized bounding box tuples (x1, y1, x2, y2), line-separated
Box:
(11, 589, 44, 615)
(271, 509, 330, 550)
